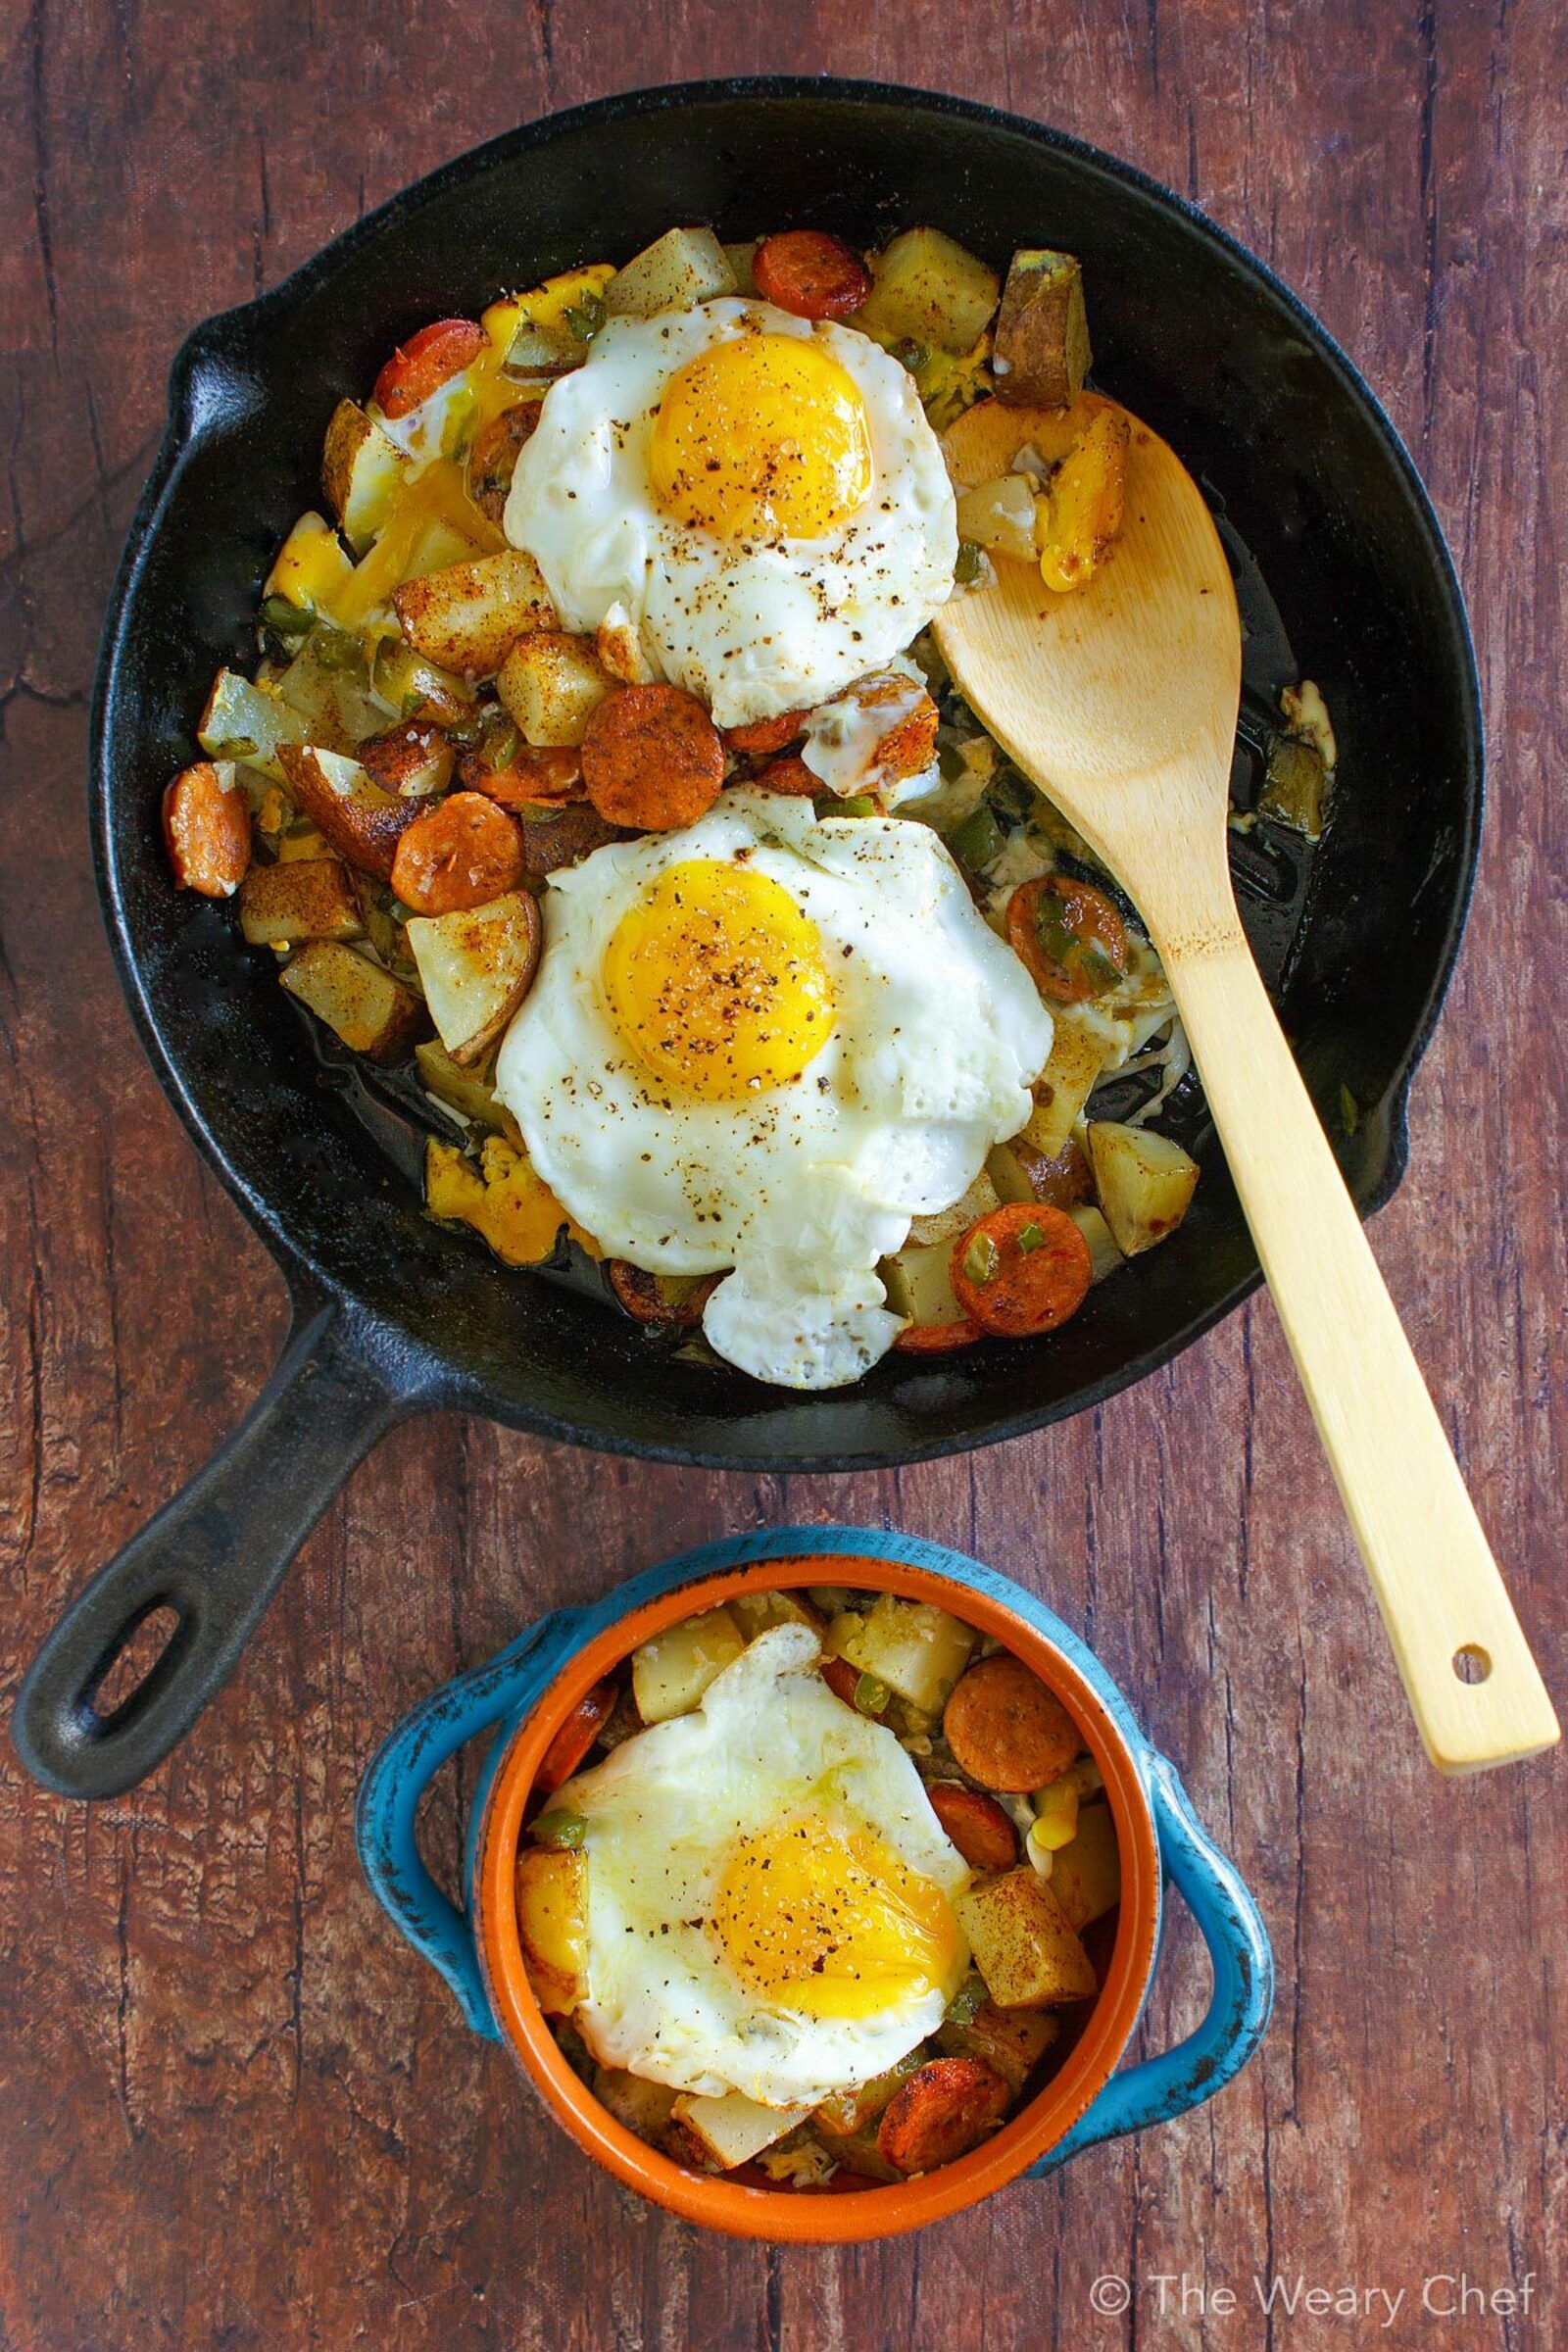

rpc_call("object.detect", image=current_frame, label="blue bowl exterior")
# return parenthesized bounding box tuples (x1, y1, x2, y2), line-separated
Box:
(358, 1528, 1272, 2187)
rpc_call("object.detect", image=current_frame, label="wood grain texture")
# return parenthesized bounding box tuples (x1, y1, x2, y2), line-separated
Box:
(1, 4, 1564, 2346)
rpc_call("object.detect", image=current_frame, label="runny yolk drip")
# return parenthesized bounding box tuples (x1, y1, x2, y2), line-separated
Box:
(711, 1812, 963, 2019)
(603, 859, 835, 1101)
(651, 332, 873, 541)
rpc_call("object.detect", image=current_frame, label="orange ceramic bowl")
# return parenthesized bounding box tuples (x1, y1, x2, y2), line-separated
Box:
(360, 1528, 1271, 2241)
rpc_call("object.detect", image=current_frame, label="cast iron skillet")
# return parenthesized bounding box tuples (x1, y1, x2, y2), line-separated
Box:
(14, 79, 1481, 1799)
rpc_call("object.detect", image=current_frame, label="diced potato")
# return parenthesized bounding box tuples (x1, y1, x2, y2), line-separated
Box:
(993, 250, 1091, 410)
(321, 399, 412, 552)
(955, 472, 1038, 564)
(721, 239, 759, 295)
(879, 1240, 975, 1347)
(936, 1998, 1060, 2090)
(275, 631, 384, 751)
(604, 227, 737, 319)
(825, 1595, 976, 1713)
(906, 1167, 999, 1250)
(1066, 1202, 1123, 1284)
(414, 1036, 512, 1131)
(593, 2068, 679, 2143)
(497, 630, 612, 747)
(631, 1605, 746, 1724)
(405, 890, 542, 1066)
(424, 1134, 589, 1267)
(1046, 1800, 1122, 1933)
(198, 668, 312, 782)
(1024, 1019, 1109, 1157)
(956, 1868, 1098, 2009)
(728, 1590, 823, 1640)
(1037, 408, 1130, 595)
(239, 858, 365, 946)
(668, 2088, 812, 2171)
(855, 228, 1000, 357)
(392, 548, 556, 677)
(279, 940, 423, 1061)
(370, 638, 475, 727)
(265, 511, 354, 613)
(274, 744, 415, 881)
(1086, 1120, 1200, 1256)
(516, 1846, 588, 2015)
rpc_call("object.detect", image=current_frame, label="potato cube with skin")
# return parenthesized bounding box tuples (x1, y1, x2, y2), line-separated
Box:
(993, 250, 1092, 410)
(516, 1846, 588, 2015)
(275, 744, 419, 882)
(279, 941, 423, 1062)
(728, 1590, 823, 1641)
(406, 892, 542, 1067)
(198, 668, 313, 782)
(668, 2088, 813, 2171)
(239, 858, 365, 947)
(878, 1240, 973, 1344)
(1086, 1120, 1200, 1257)
(825, 1595, 977, 1713)
(603, 227, 737, 319)
(498, 631, 612, 747)
(855, 228, 1001, 357)
(936, 1998, 1060, 2090)
(631, 1605, 747, 1724)
(393, 548, 556, 677)
(955, 472, 1039, 564)
(1024, 1019, 1109, 1157)
(906, 1166, 1000, 1250)
(1046, 1800, 1122, 1933)
(321, 400, 412, 552)
(593, 2068, 679, 2143)
(1066, 1202, 1123, 1285)
(956, 1867, 1099, 2009)
(414, 1037, 512, 1133)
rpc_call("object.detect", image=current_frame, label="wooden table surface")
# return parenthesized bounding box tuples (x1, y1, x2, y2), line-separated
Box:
(3, 5, 1564, 2346)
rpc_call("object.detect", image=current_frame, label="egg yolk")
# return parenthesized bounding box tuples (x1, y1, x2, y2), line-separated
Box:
(712, 1813, 964, 2020)
(603, 860, 834, 1101)
(651, 332, 873, 541)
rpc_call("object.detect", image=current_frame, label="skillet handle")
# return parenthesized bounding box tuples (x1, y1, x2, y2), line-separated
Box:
(11, 1299, 402, 1799)
(1028, 1753, 1273, 2174)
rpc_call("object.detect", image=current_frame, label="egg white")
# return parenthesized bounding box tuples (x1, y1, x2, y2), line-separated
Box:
(556, 1624, 971, 2107)
(493, 791, 1054, 1389)
(502, 299, 958, 726)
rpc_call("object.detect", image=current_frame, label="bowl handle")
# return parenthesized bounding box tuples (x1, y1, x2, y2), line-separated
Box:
(356, 1612, 584, 2039)
(1028, 1752, 1273, 2175)
(11, 1295, 405, 1800)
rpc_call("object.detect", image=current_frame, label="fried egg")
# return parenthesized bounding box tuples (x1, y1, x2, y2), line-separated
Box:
(554, 1624, 971, 2106)
(502, 299, 957, 726)
(493, 791, 1053, 1388)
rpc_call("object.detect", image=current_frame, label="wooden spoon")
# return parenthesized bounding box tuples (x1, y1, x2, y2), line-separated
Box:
(934, 394, 1557, 1774)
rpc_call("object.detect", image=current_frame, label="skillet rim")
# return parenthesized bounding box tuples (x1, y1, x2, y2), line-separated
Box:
(89, 74, 1484, 1472)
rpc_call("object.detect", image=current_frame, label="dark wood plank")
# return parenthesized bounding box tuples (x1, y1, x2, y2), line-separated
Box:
(2, 3, 1564, 2345)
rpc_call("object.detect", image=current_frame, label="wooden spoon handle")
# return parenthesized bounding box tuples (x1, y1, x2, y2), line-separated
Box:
(1162, 927, 1558, 1773)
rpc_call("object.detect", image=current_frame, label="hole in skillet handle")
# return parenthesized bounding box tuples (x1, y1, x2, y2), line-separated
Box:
(86, 1600, 191, 1729)
(1452, 1644, 1492, 1686)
